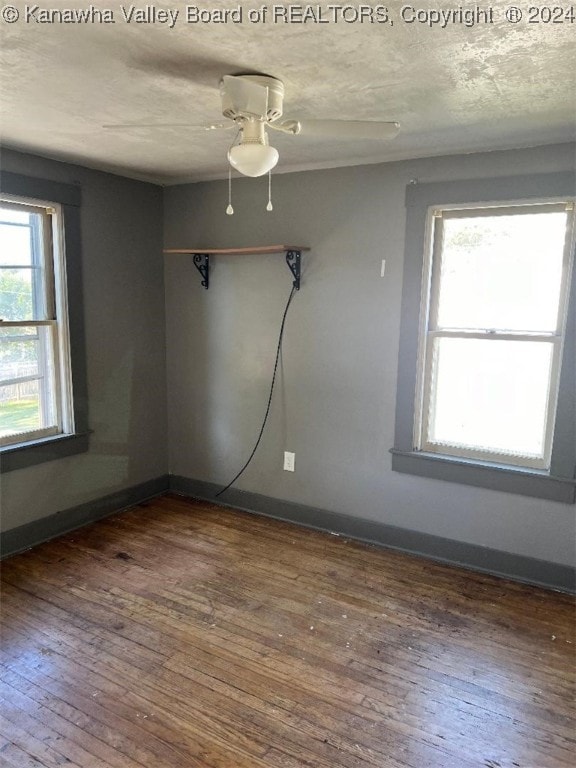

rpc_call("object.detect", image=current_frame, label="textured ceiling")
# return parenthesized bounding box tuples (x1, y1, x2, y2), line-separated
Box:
(1, 1, 575, 184)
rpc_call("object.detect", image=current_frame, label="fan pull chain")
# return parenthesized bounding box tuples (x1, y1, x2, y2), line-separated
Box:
(226, 166, 234, 215)
(266, 170, 273, 211)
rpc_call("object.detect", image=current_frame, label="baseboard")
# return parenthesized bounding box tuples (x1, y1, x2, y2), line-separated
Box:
(0, 475, 170, 559)
(170, 475, 576, 595)
(3, 473, 572, 594)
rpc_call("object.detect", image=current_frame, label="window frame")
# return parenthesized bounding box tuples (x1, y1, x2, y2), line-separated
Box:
(392, 172, 576, 504)
(0, 198, 68, 446)
(0, 172, 89, 473)
(414, 201, 574, 471)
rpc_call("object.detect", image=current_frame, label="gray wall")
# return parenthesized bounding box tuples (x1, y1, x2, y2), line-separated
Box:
(164, 143, 575, 567)
(1, 149, 168, 531)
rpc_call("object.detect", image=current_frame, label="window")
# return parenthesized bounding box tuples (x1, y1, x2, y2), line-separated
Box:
(415, 202, 574, 471)
(392, 173, 576, 503)
(0, 198, 74, 447)
(0, 171, 88, 472)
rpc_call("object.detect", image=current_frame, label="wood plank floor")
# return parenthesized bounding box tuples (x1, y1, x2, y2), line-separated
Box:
(1, 494, 574, 768)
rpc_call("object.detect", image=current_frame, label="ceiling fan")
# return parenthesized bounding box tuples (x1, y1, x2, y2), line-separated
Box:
(105, 74, 400, 178)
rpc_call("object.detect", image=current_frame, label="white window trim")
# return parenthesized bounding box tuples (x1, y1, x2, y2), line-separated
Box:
(0, 194, 75, 449)
(413, 198, 575, 472)
(51, 199, 75, 437)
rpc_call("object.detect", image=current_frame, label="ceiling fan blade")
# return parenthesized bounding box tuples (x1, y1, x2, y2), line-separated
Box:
(221, 75, 269, 118)
(102, 122, 232, 131)
(292, 119, 400, 140)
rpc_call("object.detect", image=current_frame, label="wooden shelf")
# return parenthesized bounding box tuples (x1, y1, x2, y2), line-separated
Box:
(163, 245, 309, 255)
(164, 245, 309, 290)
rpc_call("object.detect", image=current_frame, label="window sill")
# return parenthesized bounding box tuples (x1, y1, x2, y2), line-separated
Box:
(0, 432, 90, 473)
(390, 448, 576, 504)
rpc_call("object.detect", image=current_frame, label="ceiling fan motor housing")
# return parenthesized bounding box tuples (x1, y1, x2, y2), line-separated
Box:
(221, 75, 284, 122)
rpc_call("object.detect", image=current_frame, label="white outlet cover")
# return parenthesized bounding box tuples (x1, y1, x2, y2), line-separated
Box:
(284, 451, 295, 471)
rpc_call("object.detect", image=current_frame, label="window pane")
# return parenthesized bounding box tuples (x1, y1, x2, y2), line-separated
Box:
(0, 326, 37, 339)
(0, 326, 58, 440)
(0, 206, 47, 319)
(0, 380, 43, 437)
(0, 222, 32, 266)
(0, 209, 31, 225)
(437, 211, 567, 332)
(427, 338, 553, 459)
(0, 333, 40, 382)
(0, 267, 35, 320)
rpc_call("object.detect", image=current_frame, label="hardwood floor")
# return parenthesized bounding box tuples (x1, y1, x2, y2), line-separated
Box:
(0, 494, 574, 768)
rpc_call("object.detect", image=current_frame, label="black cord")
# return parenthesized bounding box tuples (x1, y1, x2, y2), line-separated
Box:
(216, 285, 297, 498)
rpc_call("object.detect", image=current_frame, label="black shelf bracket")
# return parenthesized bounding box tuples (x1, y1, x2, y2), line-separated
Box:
(285, 250, 301, 291)
(188, 248, 303, 290)
(193, 253, 210, 289)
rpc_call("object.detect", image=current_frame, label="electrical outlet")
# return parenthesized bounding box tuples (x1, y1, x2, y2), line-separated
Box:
(380, 259, 386, 277)
(283, 451, 295, 472)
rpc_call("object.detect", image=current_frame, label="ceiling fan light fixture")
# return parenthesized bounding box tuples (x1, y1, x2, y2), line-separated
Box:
(228, 142, 279, 177)
(227, 118, 279, 177)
